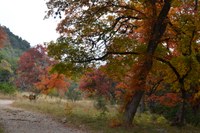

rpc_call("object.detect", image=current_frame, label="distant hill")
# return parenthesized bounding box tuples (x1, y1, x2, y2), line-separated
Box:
(0, 25, 31, 70)
(0, 25, 30, 51)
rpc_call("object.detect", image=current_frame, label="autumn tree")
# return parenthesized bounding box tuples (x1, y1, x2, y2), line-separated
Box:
(79, 68, 117, 114)
(79, 68, 117, 101)
(16, 44, 70, 95)
(45, 0, 200, 125)
(46, 0, 172, 125)
(35, 68, 70, 96)
(103, 1, 200, 126)
(149, 2, 200, 126)
(16, 45, 54, 91)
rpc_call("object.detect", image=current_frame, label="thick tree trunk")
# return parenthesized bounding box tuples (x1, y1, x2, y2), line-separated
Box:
(123, 0, 172, 126)
(195, 0, 198, 10)
(123, 58, 153, 126)
(172, 82, 187, 126)
(179, 86, 187, 126)
(140, 95, 145, 113)
(172, 100, 186, 127)
(178, 100, 186, 126)
(124, 90, 145, 125)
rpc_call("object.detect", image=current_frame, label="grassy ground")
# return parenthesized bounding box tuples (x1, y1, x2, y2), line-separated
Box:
(0, 124, 4, 133)
(11, 95, 200, 133)
(0, 93, 16, 100)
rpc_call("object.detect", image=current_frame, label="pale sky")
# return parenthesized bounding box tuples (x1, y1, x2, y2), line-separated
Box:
(0, 0, 60, 46)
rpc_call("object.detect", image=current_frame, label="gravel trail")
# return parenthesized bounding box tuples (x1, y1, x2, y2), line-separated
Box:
(0, 99, 85, 133)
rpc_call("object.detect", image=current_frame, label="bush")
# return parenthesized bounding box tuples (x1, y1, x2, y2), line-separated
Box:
(149, 103, 200, 126)
(185, 107, 200, 126)
(65, 82, 82, 101)
(0, 83, 16, 94)
(94, 96, 108, 117)
(48, 88, 59, 97)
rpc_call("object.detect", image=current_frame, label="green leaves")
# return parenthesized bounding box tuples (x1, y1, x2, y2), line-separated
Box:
(50, 62, 85, 78)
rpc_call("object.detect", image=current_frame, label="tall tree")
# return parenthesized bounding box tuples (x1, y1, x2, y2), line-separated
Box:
(45, 0, 200, 125)
(153, 1, 200, 126)
(17, 44, 70, 95)
(16, 45, 54, 91)
(46, 0, 172, 125)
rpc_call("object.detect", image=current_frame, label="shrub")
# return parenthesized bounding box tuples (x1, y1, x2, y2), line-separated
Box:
(149, 103, 200, 126)
(0, 82, 16, 94)
(48, 88, 59, 97)
(94, 96, 108, 117)
(65, 82, 82, 101)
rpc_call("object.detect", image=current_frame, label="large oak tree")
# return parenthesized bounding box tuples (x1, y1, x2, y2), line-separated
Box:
(46, 0, 199, 125)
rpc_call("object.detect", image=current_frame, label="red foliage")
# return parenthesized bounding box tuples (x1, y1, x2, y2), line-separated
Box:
(0, 27, 6, 48)
(148, 93, 181, 107)
(16, 44, 70, 94)
(79, 69, 116, 98)
(16, 45, 55, 90)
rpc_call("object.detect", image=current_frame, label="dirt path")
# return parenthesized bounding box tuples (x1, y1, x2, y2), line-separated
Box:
(0, 99, 85, 133)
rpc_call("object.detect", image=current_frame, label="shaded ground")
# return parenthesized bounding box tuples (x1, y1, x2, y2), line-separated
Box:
(0, 99, 85, 133)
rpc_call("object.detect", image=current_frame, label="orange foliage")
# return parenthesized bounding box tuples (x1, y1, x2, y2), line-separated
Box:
(35, 67, 70, 95)
(109, 118, 122, 128)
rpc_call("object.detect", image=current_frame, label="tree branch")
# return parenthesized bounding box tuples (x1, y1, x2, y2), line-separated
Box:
(107, 51, 141, 55)
(168, 20, 186, 35)
(195, 0, 198, 11)
(111, 4, 147, 18)
(153, 56, 181, 79)
(72, 51, 142, 63)
(112, 16, 140, 31)
(146, 78, 164, 96)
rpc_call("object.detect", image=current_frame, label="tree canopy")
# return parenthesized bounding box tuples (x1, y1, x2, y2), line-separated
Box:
(45, 0, 200, 126)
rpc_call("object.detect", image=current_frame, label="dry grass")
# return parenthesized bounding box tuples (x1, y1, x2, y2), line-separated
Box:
(0, 124, 4, 133)
(0, 93, 16, 100)
(12, 94, 200, 133)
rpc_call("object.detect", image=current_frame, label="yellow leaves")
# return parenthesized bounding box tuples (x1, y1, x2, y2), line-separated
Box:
(194, 90, 200, 100)
(171, 0, 183, 7)
(170, 56, 190, 76)
(111, 37, 138, 52)
(107, 15, 115, 21)
(0, 59, 13, 73)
